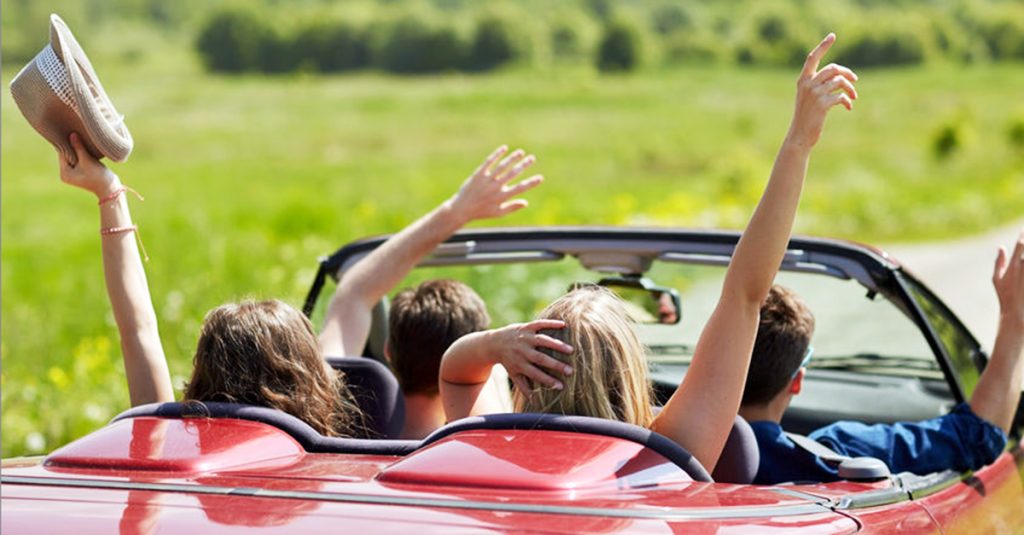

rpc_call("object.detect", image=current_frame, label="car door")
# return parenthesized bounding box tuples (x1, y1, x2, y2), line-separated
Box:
(900, 275, 1024, 533)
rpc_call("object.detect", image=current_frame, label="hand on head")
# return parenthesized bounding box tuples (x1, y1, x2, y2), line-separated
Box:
(484, 319, 574, 395)
(447, 145, 543, 224)
(787, 33, 859, 150)
(59, 132, 121, 198)
(993, 230, 1024, 326)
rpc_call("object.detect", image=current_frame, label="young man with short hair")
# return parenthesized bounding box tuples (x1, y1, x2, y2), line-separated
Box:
(739, 235, 1024, 484)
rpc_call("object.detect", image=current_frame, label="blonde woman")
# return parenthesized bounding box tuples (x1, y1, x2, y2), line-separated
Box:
(440, 34, 858, 472)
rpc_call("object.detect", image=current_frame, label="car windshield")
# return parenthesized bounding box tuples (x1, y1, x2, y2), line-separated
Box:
(639, 264, 938, 376)
(330, 254, 940, 379)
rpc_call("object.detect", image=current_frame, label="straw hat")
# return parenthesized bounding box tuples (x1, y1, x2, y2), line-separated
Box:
(10, 14, 133, 164)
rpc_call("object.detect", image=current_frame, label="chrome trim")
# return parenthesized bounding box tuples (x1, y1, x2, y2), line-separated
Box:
(900, 470, 965, 500)
(2, 475, 833, 521)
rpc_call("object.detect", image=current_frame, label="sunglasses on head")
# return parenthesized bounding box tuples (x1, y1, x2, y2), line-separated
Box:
(791, 345, 814, 378)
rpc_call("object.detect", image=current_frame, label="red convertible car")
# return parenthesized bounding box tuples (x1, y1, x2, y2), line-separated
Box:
(3, 227, 1022, 533)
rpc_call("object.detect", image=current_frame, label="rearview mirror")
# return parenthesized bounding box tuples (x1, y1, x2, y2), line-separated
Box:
(596, 276, 681, 325)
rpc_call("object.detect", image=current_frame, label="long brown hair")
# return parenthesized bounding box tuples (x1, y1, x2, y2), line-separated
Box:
(184, 300, 364, 437)
(514, 286, 654, 427)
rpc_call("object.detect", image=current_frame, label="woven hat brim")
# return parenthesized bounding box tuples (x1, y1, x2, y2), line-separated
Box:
(9, 56, 104, 165)
(49, 14, 133, 162)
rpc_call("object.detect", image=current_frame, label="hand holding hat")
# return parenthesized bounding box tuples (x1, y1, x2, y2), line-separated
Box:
(10, 14, 133, 165)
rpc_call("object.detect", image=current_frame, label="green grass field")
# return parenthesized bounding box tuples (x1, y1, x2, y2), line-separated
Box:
(2, 41, 1023, 456)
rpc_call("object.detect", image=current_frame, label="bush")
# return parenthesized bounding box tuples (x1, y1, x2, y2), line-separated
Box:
(254, 30, 302, 74)
(375, 18, 464, 74)
(466, 16, 518, 71)
(196, 9, 272, 73)
(551, 23, 582, 60)
(932, 119, 974, 160)
(833, 28, 928, 68)
(1008, 117, 1024, 150)
(650, 3, 692, 36)
(597, 21, 641, 72)
(978, 15, 1024, 60)
(733, 7, 808, 67)
(295, 21, 369, 73)
(663, 31, 720, 65)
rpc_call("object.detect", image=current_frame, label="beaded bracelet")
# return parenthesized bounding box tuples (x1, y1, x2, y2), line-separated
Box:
(98, 185, 144, 206)
(99, 225, 149, 262)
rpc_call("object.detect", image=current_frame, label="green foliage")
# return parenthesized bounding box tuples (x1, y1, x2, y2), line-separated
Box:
(833, 25, 928, 68)
(466, 16, 519, 72)
(977, 13, 1024, 60)
(375, 18, 464, 74)
(294, 22, 370, 73)
(551, 23, 583, 60)
(195, 8, 271, 73)
(597, 21, 642, 72)
(1008, 116, 1024, 150)
(932, 117, 975, 160)
(650, 3, 693, 36)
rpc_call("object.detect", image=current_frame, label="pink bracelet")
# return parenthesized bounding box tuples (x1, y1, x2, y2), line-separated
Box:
(98, 185, 144, 206)
(100, 225, 137, 235)
(99, 225, 150, 262)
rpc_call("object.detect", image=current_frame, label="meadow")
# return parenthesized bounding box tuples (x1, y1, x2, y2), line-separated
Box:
(3, 28, 1023, 456)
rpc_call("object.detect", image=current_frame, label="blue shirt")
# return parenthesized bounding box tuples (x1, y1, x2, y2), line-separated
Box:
(749, 403, 1008, 485)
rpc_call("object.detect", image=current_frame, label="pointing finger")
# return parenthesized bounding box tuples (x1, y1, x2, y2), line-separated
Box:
(802, 33, 836, 80)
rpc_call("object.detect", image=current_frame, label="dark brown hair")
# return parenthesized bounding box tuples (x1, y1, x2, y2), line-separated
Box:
(388, 280, 489, 396)
(184, 300, 364, 437)
(741, 285, 816, 406)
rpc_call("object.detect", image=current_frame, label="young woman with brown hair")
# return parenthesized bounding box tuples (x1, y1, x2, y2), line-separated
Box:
(58, 133, 539, 438)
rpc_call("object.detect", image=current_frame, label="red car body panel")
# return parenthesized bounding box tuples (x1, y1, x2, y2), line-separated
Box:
(3, 415, 1023, 533)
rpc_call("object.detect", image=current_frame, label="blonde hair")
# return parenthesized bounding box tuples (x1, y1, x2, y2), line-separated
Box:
(513, 286, 654, 427)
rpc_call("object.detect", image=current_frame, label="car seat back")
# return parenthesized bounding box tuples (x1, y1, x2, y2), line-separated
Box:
(326, 356, 406, 439)
(710, 415, 760, 484)
(112, 401, 418, 455)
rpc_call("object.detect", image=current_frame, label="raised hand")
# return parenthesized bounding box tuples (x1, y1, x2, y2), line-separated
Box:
(993, 230, 1024, 326)
(786, 34, 859, 150)
(59, 132, 121, 198)
(447, 145, 543, 224)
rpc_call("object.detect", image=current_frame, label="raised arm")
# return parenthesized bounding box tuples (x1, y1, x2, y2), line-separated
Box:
(319, 146, 542, 356)
(969, 231, 1024, 433)
(59, 133, 173, 406)
(441, 319, 572, 421)
(652, 34, 858, 470)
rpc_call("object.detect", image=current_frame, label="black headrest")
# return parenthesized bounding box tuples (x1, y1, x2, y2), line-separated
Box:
(112, 401, 418, 456)
(326, 356, 406, 439)
(710, 415, 760, 484)
(421, 412, 712, 482)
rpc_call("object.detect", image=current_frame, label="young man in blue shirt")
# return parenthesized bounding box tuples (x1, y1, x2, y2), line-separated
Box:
(739, 233, 1024, 484)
